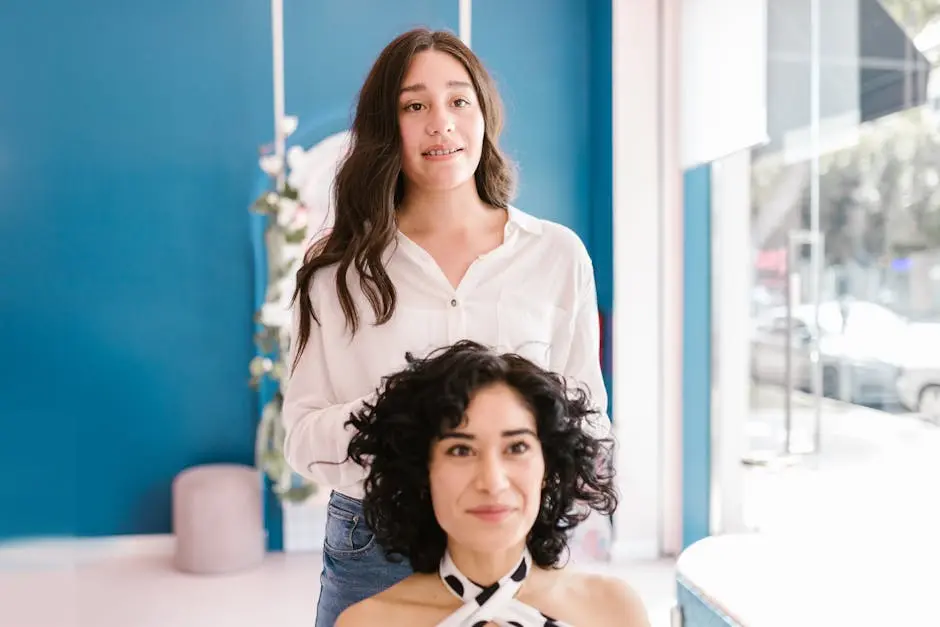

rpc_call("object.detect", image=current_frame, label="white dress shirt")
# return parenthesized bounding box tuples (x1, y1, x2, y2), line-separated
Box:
(282, 206, 610, 499)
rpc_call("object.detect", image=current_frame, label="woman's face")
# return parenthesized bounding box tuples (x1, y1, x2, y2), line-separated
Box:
(428, 382, 545, 554)
(397, 49, 485, 195)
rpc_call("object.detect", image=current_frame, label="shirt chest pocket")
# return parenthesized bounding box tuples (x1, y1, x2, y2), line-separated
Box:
(495, 298, 563, 368)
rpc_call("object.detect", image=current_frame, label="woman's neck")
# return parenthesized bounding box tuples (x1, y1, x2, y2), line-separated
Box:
(445, 542, 528, 588)
(397, 181, 494, 237)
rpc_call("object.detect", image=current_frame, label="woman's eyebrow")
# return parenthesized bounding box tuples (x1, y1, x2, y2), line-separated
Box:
(438, 432, 474, 440)
(502, 428, 537, 438)
(400, 80, 473, 95)
(438, 428, 536, 440)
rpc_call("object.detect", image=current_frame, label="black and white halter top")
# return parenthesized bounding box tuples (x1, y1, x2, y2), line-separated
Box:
(435, 548, 573, 627)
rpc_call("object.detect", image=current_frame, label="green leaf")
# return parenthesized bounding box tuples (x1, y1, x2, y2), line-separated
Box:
(283, 484, 317, 503)
(285, 228, 306, 244)
(281, 183, 300, 201)
(249, 191, 278, 215)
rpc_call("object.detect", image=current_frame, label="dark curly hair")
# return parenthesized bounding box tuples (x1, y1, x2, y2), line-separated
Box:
(346, 340, 617, 573)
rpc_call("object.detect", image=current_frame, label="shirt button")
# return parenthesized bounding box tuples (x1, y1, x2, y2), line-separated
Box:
(450, 299, 458, 307)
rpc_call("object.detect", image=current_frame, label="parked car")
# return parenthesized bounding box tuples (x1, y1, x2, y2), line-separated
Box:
(750, 300, 940, 416)
(896, 362, 940, 418)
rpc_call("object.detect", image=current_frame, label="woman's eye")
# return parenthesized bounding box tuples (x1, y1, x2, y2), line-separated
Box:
(454, 98, 471, 108)
(446, 444, 472, 457)
(403, 102, 423, 112)
(508, 441, 530, 455)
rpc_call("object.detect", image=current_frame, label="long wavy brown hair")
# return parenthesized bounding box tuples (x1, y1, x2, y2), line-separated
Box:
(290, 28, 516, 368)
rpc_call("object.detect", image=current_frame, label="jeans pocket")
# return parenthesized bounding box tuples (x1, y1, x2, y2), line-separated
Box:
(322, 501, 376, 558)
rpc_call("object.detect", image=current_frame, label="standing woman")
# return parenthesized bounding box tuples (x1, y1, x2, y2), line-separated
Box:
(282, 28, 610, 627)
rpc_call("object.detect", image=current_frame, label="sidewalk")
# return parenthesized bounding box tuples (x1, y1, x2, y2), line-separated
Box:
(743, 386, 940, 537)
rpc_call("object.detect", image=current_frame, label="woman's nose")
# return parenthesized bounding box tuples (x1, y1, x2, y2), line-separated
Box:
(426, 107, 455, 136)
(475, 454, 510, 493)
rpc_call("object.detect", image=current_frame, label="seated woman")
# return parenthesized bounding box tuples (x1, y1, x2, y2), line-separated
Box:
(337, 340, 650, 627)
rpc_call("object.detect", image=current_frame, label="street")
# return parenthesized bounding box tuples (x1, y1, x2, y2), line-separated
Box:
(742, 385, 940, 536)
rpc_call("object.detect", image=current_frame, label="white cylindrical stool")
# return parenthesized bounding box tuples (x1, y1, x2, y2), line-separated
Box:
(172, 463, 265, 574)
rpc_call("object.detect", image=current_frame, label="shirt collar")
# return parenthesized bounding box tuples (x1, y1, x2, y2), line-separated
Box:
(506, 205, 543, 235)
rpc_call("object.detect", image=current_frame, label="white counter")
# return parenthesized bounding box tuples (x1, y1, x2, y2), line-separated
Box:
(676, 532, 937, 626)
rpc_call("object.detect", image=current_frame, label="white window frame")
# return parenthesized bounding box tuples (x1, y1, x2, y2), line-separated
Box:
(611, 0, 684, 559)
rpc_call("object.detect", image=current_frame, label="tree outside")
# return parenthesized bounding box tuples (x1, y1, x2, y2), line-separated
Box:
(752, 1, 940, 319)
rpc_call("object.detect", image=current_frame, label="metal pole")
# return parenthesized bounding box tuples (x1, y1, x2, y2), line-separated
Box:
(459, 0, 472, 48)
(785, 233, 793, 456)
(814, 235, 825, 453)
(271, 0, 286, 191)
(809, 0, 823, 454)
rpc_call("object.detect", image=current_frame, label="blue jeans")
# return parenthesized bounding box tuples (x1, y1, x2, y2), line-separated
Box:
(314, 491, 413, 627)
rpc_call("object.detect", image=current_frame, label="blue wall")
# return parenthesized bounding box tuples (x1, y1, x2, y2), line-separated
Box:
(474, 0, 592, 242)
(1, 1, 608, 541)
(588, 0, 613, 315)
(1, 0, 275, 539)
(588, 0, 614, 395)
(682, 165, 712, 549)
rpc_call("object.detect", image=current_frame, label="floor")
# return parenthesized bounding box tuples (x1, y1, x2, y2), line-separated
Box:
(0, 541, 677, 627)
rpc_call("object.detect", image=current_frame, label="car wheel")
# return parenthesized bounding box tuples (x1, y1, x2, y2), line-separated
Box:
(917, 385, 940, 419)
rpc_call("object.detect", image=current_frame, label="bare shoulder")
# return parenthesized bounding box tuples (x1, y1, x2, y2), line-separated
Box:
(336, 574, 454, 627)
(568, 572, 651, 627)
(335, 596, 386, 627)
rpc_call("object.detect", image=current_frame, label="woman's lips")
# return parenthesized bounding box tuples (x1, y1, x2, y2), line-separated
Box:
(466, 506, 513, 522)
(422, 147, 464, 160)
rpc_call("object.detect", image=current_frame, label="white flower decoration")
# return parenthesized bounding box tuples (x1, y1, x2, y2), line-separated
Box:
(259, 154, 283, 177)
(279, 115, 298, 137)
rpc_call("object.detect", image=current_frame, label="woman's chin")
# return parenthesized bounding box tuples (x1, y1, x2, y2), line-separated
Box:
(450, 529, 528, 555)
(404, 170, 477, 194)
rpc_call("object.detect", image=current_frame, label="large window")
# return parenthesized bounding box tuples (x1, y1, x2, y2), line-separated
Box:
(714, 0, 940, 535)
